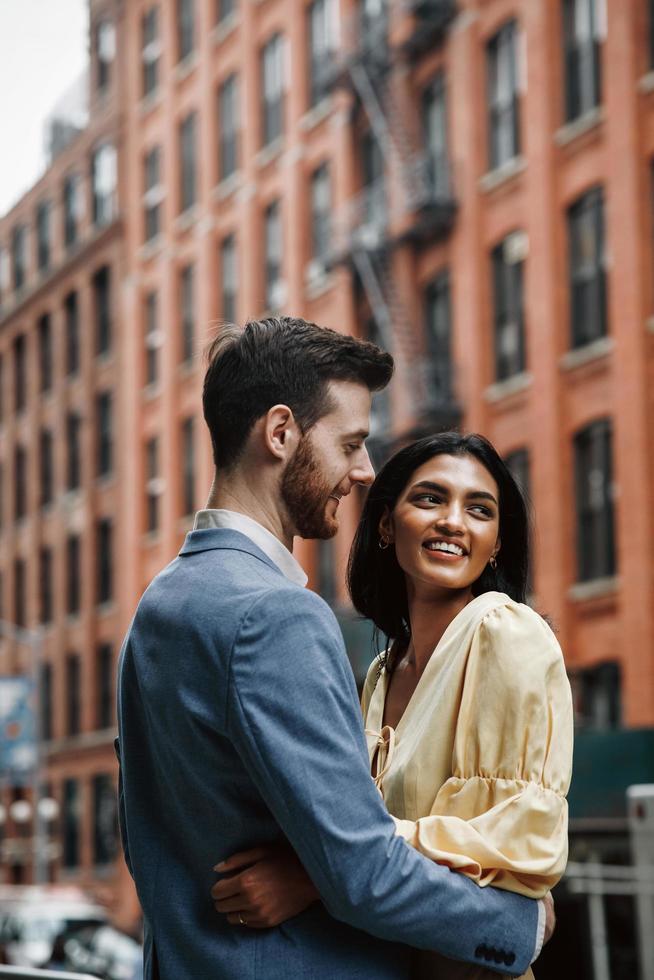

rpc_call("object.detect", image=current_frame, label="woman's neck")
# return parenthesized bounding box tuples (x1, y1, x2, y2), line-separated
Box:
(405, 587, 473, 675)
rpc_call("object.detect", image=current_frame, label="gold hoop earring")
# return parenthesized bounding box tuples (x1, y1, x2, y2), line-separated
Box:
(379, 537, 391, 551)
(489, 555, 498, 570)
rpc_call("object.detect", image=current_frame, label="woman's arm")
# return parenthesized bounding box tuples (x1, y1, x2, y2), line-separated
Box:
(211, 843, 319, 928)
(393, 602, 574, 898)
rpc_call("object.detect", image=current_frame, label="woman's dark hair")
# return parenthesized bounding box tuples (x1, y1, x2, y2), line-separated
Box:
(348, 432, 531, 645)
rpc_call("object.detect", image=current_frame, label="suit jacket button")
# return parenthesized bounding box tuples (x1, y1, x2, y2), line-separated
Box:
(505, 953, 516, 966)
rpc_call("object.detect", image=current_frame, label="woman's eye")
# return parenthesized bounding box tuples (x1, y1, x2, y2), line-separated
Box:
(414, 493, 440, 505)
(470, 505, 492, 517)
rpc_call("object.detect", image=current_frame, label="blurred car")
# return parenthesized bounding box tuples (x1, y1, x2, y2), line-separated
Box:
(0, 886, 107, 968)
(58, 925, 142, 980)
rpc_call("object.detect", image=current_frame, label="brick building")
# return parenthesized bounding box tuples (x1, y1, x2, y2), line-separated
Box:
(1, 0, 654, 964)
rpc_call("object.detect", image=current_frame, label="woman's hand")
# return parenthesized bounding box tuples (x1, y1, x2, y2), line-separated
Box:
(211, 844, 319, 928)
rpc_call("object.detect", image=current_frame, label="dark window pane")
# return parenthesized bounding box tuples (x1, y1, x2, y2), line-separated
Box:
(38, 314, 53, 393)
(67, 535, 81, 615)
(96, 644, 114, 729)
(65, 291, 80, 376)
(142, 6, 160, 96)
(14, 445, 27, 520)
(146, 437, 160, 533)
(216, 0, 236, 24)
(563, 0, 601, 122)
(36, 201, 51, 271)
(66, 412, 82, 490)
(261, 34, 284, 146)
(92, 144, 117, 227)
(14, 558, 26, 628)
(181, 418, 195, 516)
(486, 20, 520, 169)
(179, 112, 197, 212)
(62, 778, 80, 868)
(568, 186, 606, 348)
(573, 418, 615, 582)
(307, 0, 335, 107)
(93, 773, 118, 865)
(424, 271, 453, 403)
(93, 265, 112, 355)
(310, 163, 331, 264)
(39, 547, 53, 625)
(180, 264, 195, 362)
(218, 74, 239, 180)
(144, 145, 162, 242)
(177, 0, 195, 61)
(63, 174, 81, 248)
(13, 334, 27, 412)
(96, 391, 113, 477)
(40, 663, 53, 741)
(96, 518, 113, 604)
(11, 225, 27, 292)
(491, 234, 526, 380)
(145, 291, 159, 385)
(422, 74, 450, 198)
(220, 236, 237, 323)
(40, 429, 54, 506)
(67, 654, 81, 736)
(572, 661, 621, 730)
(95, 19, 115, 92)
(264, 200, 282, 310)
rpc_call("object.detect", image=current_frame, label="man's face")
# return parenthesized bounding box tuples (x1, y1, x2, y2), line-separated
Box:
(281, 381, 375, 539)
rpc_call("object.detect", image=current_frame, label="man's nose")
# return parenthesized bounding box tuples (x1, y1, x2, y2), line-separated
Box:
(351, 447, 375, 487)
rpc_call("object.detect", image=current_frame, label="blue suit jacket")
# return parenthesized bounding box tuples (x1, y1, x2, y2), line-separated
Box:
(117, 528, 539, 979)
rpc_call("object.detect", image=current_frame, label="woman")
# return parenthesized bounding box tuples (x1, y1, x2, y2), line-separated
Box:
(213, 433, 573, 978)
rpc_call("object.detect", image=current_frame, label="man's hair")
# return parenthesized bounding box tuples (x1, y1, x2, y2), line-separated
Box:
(203, 316, 394, 470)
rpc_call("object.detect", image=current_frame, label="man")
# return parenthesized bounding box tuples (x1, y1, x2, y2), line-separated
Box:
(117, 316, 546, 979)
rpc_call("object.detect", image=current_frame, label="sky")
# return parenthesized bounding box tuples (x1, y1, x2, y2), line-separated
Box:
(0, 0, 88, 217)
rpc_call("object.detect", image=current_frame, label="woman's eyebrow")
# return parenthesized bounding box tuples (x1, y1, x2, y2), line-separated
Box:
(411, 480, 498, 506)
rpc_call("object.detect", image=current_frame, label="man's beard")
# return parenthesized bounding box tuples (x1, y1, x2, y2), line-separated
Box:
(281, 435, 339, 540)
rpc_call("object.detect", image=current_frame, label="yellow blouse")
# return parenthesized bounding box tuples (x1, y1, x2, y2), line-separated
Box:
(361, 592, 573, 977)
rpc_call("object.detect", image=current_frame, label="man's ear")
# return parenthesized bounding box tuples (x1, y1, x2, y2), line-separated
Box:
(264, 404, 301, 461)
(378, 507, 394, 543)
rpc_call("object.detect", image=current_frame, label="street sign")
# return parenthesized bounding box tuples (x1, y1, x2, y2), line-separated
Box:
(0, 675, 36, 783)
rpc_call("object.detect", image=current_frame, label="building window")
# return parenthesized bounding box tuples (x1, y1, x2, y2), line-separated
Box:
(144, 291, 160, 386)
(573, 418, 615, 583)
(14, 557, 26, 628)
(65, 291, 80, 376)
(39, 547, 53, 625)
(92, 143, 117, 227)
(220, 235, 237, 323)
(177, 0, 195, 62)
(67, 535, 81, 615)
(144, 145, 163, 242)
(505, 447, 532, 590)
(13, 333, 27, 412)
(142, 6, 160, 96)
(307, 0, 336, 107)
(36, 201, 51, 272)
(424, 272, 452, 403)
(63, 174, 82, 249)
(38, 313, 53, 393)
(96, 644, 114, 729)
(261, 33, 284, 146)
(11, 225, 27, 292)
(0, 461, 4, 528)
(66, 412, 82, 491)
(14, 445, 27, 521)
(179, 112, 197, 213)
(367, 317, 391, 435)
(40, 663, 53, 741)
(216, 0, 236, 24)
(96, 518, 113, 604)
(572, 661, 621, 730)
(96, 391, 113, 477)
(146, 437, 160, 533)
(361, 129, 385, 225)
(264, 200, 283, 310)
(0, 247, 9, 311)
(40, 429, 54, 507)
(486, 20, 520, 170)
(95, 19, 115, 93)
(93, 265, 112, 355)
(218, 74, 239, 181)
(568, 186, 606, 349)
(422, 74, 450, 198)
(93, 773, 118, 865)
(62, 778, 80, 868)
(562, 0, 602, 122)
(310, 163, 331, 265)
(181, 417, 195, 516)
(491, 233, 526, 381)
(179, 264, 195, 363)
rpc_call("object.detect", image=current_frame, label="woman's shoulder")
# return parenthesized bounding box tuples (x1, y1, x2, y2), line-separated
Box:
(471, 592, 564, 675)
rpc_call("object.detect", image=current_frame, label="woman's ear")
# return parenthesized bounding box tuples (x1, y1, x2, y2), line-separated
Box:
(378, 507, 393, 544)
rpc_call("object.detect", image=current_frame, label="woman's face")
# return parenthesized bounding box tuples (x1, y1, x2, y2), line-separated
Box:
(379, 453, 501, 599)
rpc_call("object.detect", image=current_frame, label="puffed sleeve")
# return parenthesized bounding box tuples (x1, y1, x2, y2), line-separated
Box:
(393, 602, 573, 898)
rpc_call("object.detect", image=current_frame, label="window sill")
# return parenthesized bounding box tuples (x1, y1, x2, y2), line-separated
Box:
(304, 261, 333, 299)
(559, 335, 613, 372)
(139, 89, 162, 117)
(212, 171, 242, 202)
(143, 529, 162, 546)
(554, 106, 604, 148)
(95, 472, 116, 490)
(178, 357, 198, 379)
(299, 97, 333, 132)
(638, 70, 654, 94)
(97, 600, 116, 617)
(483, 371, 532, 403)
(138, 236, 164, 262)
(44, 727, 117, 758)
(174, 51, 199, 83)
(479, 155, 526, 194)
(211, 11, 239, 44)
(174, 204, 199, 233)
(142, 381, 162, 401)
(255, 137, 284, 169)
(568, 576, 620, 603)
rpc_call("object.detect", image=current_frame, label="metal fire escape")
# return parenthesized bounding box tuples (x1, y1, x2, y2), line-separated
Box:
(326, 0, 460, 449)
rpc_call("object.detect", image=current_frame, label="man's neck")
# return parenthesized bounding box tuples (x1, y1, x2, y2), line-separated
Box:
(205, 472, 294, 551)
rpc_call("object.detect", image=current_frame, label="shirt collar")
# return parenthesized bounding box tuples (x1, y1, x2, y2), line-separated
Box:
(193, 509, 308, 588)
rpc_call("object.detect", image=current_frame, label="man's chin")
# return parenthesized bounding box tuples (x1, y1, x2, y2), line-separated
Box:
(296, 516, 339, 541)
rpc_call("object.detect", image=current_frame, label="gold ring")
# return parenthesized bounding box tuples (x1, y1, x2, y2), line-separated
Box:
(238, 913, 246, 926)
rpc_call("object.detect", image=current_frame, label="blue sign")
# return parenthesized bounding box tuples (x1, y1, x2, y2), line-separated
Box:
(0, 676, 36, 784)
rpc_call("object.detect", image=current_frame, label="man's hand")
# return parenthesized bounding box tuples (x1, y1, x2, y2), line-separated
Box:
(543, 891, 556, 945)
(211, 844, 319, 928)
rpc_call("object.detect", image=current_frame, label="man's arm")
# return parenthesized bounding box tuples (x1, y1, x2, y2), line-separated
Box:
(226, 587, 539, 976)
